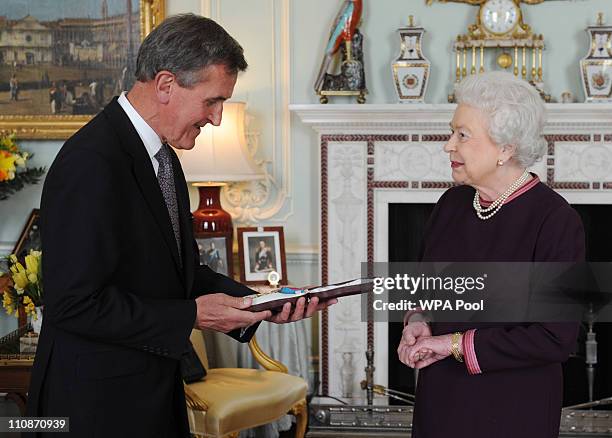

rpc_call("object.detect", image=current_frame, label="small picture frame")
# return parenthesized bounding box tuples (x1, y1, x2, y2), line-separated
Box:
(237, 226, 287, 285)
(13, 208, 41, 261)
(195, 232, 233, 278)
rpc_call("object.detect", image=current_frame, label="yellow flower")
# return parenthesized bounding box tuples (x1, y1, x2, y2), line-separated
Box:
(10, 260, 23, 272)
(25, 252, 40, 277)
(3, 250, 44, 317)
(10, 262, 28, 291)
(23, 296, 36, 318)
(14, 154, 26, 168)
(0, 134, 31, 183)
(12, 272, 28, 291)
(0, 150, 17, 176)
(2, 292, 14, 316)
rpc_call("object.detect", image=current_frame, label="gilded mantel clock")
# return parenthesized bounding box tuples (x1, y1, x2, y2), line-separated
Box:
(448, 0, 537, 39)
(481, 0, 521, 35)
(427, 0, 549, 101)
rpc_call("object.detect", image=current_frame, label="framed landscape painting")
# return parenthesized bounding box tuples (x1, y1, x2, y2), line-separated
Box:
(0, 0, 165, 139)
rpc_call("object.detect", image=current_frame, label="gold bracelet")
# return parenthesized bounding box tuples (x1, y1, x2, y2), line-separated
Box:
(451, 332, 464, 363)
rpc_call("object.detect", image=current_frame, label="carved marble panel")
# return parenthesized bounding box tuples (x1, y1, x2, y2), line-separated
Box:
(328, 142, 367, 282)
(326, 141, 368, 398)
(375, 141, 449, 181)
(555, 142, 612, 182)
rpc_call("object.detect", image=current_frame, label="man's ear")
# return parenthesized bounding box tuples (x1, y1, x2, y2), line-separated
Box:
(154, 71, 176, 104)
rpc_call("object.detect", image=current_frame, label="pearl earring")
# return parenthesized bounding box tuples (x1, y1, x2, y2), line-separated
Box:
(497, 159, 504, 166)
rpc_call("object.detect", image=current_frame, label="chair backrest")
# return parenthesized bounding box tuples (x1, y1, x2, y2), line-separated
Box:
(189, 329, 210, 370)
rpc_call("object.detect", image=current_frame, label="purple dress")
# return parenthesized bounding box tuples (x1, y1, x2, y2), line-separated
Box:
(412, 181, 585, 438)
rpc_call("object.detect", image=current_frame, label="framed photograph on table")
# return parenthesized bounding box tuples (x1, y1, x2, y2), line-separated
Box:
(195, 232, 233, 278)
(237, 226, 287, 285)
(12, 208, 41, 261)
(0, 0, 165, 140)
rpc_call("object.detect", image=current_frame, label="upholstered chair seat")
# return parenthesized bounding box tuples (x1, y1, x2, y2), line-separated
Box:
(184, 330, 308, 438)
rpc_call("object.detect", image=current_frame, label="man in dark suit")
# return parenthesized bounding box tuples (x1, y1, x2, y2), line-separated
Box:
(26, 14, 332, 437)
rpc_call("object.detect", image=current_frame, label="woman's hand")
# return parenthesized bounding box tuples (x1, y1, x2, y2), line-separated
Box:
(397, 321, 432, 367)
(404, 334, 457, 369)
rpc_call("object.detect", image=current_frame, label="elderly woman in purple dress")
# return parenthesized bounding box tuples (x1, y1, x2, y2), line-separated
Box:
(397, 71, 585, 438)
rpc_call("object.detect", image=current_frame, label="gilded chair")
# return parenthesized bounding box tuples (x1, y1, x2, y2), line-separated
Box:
(184, 329, 308, 438)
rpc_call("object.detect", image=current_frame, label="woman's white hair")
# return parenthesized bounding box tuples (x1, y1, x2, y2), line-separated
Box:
(454, 71, 547, 168)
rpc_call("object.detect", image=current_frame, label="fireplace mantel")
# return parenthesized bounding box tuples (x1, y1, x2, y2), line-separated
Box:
(290, 103, 612, 398)
(291, 103, 612, 132)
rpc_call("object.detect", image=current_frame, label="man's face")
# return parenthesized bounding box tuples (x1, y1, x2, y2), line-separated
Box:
(161, 64, 237, 150)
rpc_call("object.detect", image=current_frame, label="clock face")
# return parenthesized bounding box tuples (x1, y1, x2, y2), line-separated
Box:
(481, 0, 519, 35)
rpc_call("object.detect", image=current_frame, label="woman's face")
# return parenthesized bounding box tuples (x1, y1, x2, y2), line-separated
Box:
(444, 103, 501, 187)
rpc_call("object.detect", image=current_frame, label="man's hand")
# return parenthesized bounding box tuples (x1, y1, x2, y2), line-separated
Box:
(193, 293, 271, 333)
(266, 296, 338, 324)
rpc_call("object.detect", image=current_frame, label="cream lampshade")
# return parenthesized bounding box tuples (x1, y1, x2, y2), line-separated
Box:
(180, 102, 263, 182)
(179, 102, 263, 235)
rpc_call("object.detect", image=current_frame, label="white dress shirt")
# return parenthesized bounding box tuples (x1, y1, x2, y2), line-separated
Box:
(117, 92, 163, 176)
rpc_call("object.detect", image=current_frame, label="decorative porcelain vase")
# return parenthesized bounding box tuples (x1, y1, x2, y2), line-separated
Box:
(580, 14, 612, 102)
(31, 305, 43, 334)
(392, 16, 431, 103)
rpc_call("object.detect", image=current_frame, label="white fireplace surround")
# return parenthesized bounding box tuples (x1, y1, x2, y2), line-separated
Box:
(291, 103, 612, 398)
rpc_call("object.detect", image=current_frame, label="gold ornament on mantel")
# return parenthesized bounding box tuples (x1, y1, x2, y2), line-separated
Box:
(427, 0, 550, 102)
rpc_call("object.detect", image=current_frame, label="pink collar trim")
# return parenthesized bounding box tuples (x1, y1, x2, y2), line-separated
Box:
(479, 174, 539, 208)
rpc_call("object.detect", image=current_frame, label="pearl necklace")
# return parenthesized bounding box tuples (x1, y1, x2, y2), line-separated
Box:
(473, 170, 530, 220)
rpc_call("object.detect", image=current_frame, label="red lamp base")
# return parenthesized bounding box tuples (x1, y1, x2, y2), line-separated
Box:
(192, 184, 233, 234)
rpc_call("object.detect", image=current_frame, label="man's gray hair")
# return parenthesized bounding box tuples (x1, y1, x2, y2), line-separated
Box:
(135, 13, 247, 88)
(454, 71, 547, 168)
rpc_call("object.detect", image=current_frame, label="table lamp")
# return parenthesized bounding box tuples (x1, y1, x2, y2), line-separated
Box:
(179, 102, 263, 234)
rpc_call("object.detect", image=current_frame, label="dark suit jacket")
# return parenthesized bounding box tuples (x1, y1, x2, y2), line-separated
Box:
(25, 97, 258, 438)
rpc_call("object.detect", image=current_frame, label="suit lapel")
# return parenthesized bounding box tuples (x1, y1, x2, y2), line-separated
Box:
(171, 149, 196, 297)
(102, 98, 184, 284)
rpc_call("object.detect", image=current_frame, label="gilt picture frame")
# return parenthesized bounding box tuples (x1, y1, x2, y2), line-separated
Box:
(0, 0, 165, 140)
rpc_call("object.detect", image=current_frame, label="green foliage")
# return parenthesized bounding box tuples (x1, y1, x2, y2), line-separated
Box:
(0, 165, 46, 200)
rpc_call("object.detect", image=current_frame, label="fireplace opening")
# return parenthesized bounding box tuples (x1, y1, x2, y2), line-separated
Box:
(388, 203, 435, 402)
(388, 202, 612, 407)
